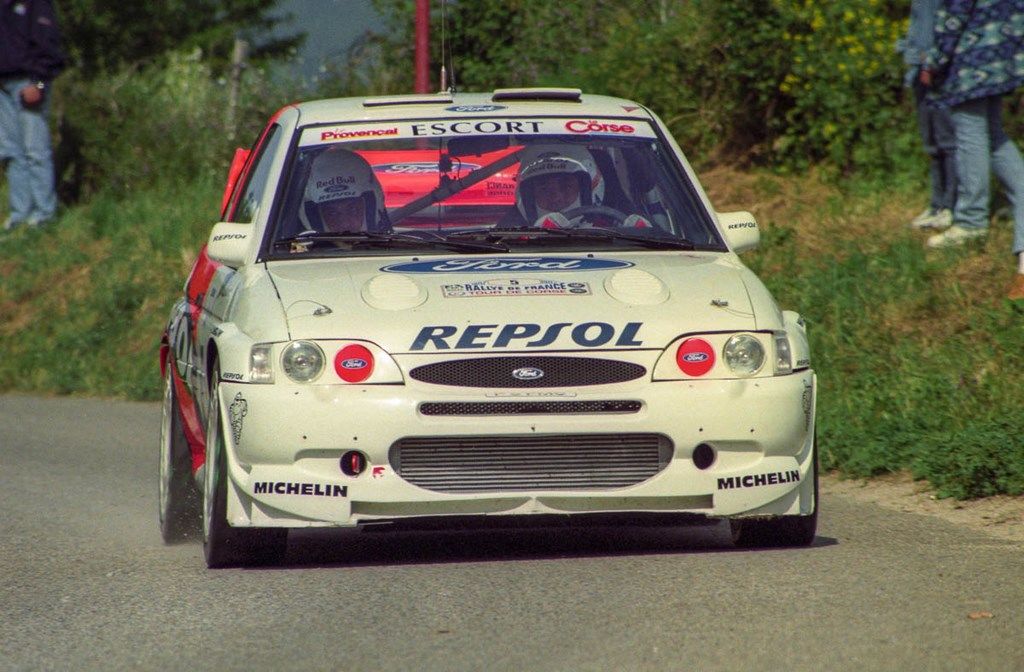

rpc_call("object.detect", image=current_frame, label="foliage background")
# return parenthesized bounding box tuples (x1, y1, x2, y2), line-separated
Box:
(1, 0, 1022, 498)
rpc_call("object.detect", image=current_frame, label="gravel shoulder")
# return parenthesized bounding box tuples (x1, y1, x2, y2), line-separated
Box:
(823, 471, 1024, 543)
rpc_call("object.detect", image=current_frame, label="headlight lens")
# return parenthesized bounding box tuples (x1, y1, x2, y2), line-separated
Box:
(723, 334, 765, 376)
(774, 334, 793, 375)
(281, 340, 325, 383)
(250, 343, 274, 384)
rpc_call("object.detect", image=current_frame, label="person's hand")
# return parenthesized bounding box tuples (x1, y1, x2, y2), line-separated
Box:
(19, 84, 43, 108)
(919, 69, 933, 87)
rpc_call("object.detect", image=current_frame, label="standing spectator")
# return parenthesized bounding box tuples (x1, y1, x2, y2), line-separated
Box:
(922, 0, 1024, 299)
(899, 0, 957, 231)
(0, 0, 65, 231)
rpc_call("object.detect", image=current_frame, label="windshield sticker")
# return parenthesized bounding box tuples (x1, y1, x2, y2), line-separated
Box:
(564, 120, 636, 134)
(381, 257, 634, 274)
(373, 162, 481, 175)
(301, 118, 656, 147)
(441, 278, 592, 298)
(319, 127, 400, 142)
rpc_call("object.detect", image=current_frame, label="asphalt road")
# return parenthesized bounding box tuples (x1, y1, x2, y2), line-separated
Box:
(2, 394, 1021, 672)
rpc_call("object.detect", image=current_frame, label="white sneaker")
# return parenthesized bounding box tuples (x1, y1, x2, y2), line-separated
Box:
(926, 224, 986, 248)
(911, 208, 953, 230)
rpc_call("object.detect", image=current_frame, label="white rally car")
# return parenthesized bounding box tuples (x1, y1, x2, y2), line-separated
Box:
(159, 89, 817, 567)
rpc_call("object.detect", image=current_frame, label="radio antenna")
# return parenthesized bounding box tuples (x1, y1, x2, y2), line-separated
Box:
(440, 0, 457, 93)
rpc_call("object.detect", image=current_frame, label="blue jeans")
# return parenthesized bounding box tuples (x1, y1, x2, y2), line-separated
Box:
(915, 82, 957, 211)
(951, 95, 1024, 254)
(0, 77, 57, 225)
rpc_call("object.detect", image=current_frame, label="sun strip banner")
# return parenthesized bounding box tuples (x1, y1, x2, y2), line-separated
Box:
(300, 117, 656, 147)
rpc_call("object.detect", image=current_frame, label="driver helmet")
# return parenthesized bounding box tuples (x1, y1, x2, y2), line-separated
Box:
(303, 148, 389, 232)
(515, 144, 604, 223)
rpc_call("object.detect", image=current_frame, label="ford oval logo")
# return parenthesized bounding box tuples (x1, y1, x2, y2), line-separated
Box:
(682, 352, 709, 363)
(340, 358, 368, 370)
(512, 367, 544, 381)
(445, 104, 506, 113)
(381, 257, 634, 274)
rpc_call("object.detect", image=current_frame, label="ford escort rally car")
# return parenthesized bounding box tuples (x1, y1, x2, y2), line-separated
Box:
(158, 88, 818, 567)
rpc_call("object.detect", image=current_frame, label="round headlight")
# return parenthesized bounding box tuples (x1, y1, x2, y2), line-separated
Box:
(281, 341, 325, 383)
(723, 334, 765, 376)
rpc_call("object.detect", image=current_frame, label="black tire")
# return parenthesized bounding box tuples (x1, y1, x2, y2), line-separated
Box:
(159, 356, 201, 543)
(730, 441, 819, 549)
(203, 362, 287, 568)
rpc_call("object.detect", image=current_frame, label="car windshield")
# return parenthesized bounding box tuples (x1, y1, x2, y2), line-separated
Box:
(267, 116, 725, 258)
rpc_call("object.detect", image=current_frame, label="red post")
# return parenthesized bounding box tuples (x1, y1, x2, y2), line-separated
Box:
(414, 0, 430, 93)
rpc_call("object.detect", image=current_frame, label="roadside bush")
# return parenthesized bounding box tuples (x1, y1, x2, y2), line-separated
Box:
(774, 0, 906, 167)
(368, 0, 922, 171)
(914, 422, 1024, 498)
(56, 50, 304, 201)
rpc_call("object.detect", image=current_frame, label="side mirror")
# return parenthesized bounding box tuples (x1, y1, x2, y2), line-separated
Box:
(717, 211, 760, 253)
(206, 222, 254, 268)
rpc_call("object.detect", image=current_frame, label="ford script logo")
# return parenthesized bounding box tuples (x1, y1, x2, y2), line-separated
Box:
(381, 257, 634, 274)
(682, 352, 710, 363)
(373, 162, 480, 175)
(445, 104, 507, 113)
(340, 358, 368, 370)
(512, 367, 544, 381)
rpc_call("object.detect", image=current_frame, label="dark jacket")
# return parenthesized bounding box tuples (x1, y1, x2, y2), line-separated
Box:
(926, 0, 1024, 107)
(0, 0, 66, 81)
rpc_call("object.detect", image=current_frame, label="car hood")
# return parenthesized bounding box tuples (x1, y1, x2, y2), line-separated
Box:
(266, 253, 778, 353)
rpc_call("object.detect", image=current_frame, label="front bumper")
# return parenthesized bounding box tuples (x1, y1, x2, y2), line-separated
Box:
(217, 370, 817, 527)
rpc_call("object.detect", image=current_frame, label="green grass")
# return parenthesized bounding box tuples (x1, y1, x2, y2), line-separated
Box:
(0, 175, 220, 399)
(741, 171, 1024, 499)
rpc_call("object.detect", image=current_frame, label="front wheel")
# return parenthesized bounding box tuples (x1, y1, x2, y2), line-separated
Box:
(159, 356, 201, 543)
(203, 362, 287, 568)
(730, 440, 818, 548)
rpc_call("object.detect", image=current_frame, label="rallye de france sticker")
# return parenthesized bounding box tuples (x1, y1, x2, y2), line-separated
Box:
(301, 117, 657, 147)
(441, 278, 591, 298)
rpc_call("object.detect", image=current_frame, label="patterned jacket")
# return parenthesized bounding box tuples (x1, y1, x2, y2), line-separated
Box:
(926, 0, 1024, 107)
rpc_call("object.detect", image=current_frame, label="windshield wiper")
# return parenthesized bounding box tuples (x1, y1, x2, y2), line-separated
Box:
(450, 226, 696, 250)
(275, 231, 508, 253)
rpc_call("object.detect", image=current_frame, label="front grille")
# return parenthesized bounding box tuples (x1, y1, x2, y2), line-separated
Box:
(409, 356, 646, 388)
(419, 400, 642, 416)
(390, 433, 673, 493)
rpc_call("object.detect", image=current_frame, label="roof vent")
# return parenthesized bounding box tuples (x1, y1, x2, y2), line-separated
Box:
(363, 93, 454, 107)
(491, 88, 582, 102)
